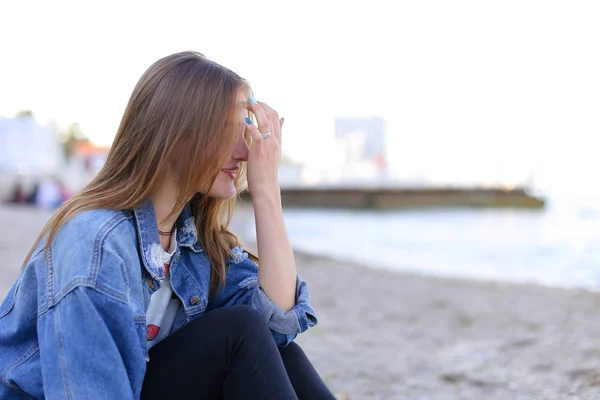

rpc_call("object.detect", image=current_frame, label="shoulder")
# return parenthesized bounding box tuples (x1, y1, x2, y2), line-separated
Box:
(54, 208, 136, 253)
(60, 208, 133, 239)
(44, 209, 139, 302)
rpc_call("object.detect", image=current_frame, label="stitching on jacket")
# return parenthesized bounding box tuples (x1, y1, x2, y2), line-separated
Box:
(55, 304, 74, 400)
(2, 342, 39, 394)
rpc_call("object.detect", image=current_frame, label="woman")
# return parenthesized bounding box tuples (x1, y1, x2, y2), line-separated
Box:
(0, 51, 335, 399)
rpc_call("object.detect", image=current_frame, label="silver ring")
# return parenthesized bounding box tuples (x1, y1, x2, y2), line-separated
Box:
(261, 132, 271, 139)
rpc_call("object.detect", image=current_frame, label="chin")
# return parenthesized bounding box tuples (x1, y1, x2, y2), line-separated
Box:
(209, 193, 236, 200)
(207, 184, 237, 200)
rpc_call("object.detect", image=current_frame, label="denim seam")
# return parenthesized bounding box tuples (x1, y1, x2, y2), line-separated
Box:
(303, 306, 318, 328)
(55, 303, 74, 400)
(40, 278, 90, 315)
(94, 282, 130, 304)
(266, 309, 300, 335)
(178, 261, 207, 310)
(134, 204, 153, 274)
(39, 281, 129, 318)
(238, 275, 258, 289)
(263, 305, 277, 327)
(134, 318, 149, 362)
(183, 305, 207, 317)
(0, 276, 22, 319)
(29, 246, 44, 261)
(47, 287, 146, 367)
(293, 307, 307, 332)
(89, 285, 131, 306)
(44, 212, 130, 311)
(2, 342, 39, 395)
(118, 254, 131, 292)
(55, 278, 90, 306)
(39, 277, 85, 316)
(89, 213, 132, 281)
(47, 243, 55, 310)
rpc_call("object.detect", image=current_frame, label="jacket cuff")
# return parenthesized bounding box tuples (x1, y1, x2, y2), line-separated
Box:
(249, 276, 318, 335)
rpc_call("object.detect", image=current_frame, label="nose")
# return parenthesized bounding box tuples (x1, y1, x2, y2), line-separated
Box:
(232, 135, 249, 162)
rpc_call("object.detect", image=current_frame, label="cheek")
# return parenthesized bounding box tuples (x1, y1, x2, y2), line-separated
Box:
(206, 173, 237, 199)
(211, 173, 234, 191)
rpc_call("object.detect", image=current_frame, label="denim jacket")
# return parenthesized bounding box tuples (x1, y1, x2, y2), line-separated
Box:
(0, 200, 317, 399)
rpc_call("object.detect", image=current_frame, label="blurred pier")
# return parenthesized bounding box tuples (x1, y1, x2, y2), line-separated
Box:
(240, 186, 545, 210)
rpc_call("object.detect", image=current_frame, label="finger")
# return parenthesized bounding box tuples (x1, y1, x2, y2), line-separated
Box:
(247, 98, 272, 135)
(244, 117, 264, 144)
(257, 102, 281, 141)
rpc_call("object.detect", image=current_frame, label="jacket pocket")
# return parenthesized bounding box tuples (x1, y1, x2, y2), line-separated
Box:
(0, 277, 22, 319)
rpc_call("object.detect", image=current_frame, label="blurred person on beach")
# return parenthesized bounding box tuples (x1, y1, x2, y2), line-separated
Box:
(57, 178, 72, 203)
(34, 176, 63, 209)
(7, 182, 26, 204)
(25, 182, 39, 205)
(0, 51, 333, 400)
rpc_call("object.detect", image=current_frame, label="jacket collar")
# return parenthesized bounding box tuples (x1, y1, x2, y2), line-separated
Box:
(133, 199, 202, 279)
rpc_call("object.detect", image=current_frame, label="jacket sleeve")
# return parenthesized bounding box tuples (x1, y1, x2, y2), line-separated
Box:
(207, 247, 318, 346)
(37, 286, 146, 399)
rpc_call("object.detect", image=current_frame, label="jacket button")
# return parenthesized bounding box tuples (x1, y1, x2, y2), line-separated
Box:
(190, 296, 201, 305)
(146, 278, 156, 290)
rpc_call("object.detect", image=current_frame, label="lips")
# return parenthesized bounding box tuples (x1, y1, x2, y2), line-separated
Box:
(222, 166, 239, 180)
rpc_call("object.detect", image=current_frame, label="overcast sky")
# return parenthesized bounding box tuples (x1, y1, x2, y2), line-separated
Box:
(1, 0, 599, 196)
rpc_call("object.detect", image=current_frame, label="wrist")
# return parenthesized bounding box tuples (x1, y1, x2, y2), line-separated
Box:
(249, 184, 281, 201)
(251, 189, 282, 210)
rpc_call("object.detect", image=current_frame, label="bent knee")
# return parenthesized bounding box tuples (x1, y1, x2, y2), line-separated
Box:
(223, 305, 270, 338)
(278, 340, 303, 358)
(226, 305, 265, 325)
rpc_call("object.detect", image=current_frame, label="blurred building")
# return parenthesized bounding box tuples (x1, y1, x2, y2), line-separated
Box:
(0, 115, 64, 175)
(332, 117, 387, 183)
(0, 115, 65, 200)
(57, 141, 111, 193)
(71, 141, 109, 176)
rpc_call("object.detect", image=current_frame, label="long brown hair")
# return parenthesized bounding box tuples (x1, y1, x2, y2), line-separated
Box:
(24, 51, 255, 296)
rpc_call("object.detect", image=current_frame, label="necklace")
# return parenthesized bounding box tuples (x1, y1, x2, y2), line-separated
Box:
(158, 224, 176, 237)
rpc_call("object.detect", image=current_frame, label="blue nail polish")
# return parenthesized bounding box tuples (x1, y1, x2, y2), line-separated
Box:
(245, 117, 252, 124)
(249, 95, 258, 104)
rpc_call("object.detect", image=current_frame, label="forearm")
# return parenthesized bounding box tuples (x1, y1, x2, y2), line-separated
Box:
(253, 189, 297, 311)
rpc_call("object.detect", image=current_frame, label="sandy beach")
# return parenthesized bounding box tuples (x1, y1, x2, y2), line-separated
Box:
(2, 204, 600, 399)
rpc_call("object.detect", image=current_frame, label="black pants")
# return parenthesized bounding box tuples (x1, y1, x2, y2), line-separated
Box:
(141, 305, 335, 400)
